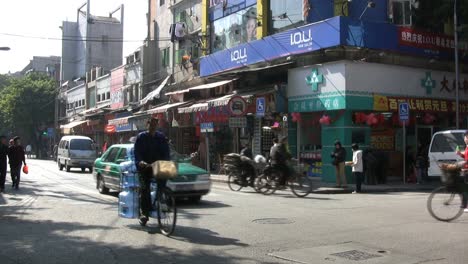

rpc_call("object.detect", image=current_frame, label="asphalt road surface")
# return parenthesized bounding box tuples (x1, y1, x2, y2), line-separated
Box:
(1, 159, 468, 264)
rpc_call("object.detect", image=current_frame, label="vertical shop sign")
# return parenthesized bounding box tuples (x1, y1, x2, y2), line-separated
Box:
(110, 66, 124, 109)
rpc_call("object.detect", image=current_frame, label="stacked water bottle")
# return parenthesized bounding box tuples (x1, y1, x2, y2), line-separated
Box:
(118, 149, 140, 219)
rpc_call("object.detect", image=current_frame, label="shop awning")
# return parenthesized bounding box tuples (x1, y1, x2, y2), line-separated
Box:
(60, 120, 87, 129)
(147, 101, 191, 114)
(178, 102, 209, 113)
(108, 116, 131, 126)
(79, 103, 110, 116)
(165, 79, 235, 96)
(140, 76, 171, 105)
(207, 94, 235, 107)
(60, 120, 87, 134)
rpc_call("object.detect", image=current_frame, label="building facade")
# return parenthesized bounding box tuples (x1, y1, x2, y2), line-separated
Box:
(60, 1, 124, 82)
(197, 0, 468, 182)
(20, 56, 61, 82)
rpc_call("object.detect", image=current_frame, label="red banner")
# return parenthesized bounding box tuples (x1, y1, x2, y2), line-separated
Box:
(398, 27, 456, 51)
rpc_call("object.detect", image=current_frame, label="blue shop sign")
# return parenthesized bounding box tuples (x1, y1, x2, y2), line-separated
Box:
(115, 112, 133, 132)
(201, 16, 466, 77)
(200, 17, 341, 77)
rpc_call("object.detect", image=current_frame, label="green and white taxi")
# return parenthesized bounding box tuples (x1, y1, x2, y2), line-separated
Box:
(93, 144, 211, 202)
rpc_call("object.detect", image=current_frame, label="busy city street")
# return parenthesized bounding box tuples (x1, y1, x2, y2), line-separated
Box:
(1, 159, 467, 264)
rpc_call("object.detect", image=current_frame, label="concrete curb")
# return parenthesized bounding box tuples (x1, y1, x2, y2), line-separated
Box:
(210, 174, 439, 194)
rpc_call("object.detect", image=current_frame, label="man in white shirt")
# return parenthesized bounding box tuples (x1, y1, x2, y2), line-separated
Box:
(350, 143, 364, 193)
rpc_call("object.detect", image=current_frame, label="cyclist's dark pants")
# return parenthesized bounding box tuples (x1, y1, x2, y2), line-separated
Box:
(463, 193, 468, 208)
(139, 169, 167, 218)
(273, 164, 289, 185)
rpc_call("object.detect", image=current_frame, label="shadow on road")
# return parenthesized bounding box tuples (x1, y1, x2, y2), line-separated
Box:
(1, 208, 254, 264)
(170, 225, 249, 247)
(1, 181, 115, 207)
(177, 199, 231, 209)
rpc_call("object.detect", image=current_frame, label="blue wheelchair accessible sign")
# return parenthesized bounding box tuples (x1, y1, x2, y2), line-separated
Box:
(399, 102, 409, 122)
(256, 97, 265, 117)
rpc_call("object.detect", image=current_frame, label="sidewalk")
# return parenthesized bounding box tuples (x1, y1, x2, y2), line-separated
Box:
(210, 174, 440, 194)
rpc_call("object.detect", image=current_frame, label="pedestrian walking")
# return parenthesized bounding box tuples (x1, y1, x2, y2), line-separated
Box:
(346, 143, 364, 193)
(8, 136, 26, 190)
(134, 117, 171, 226)
(25, 144, 32, 158)
(363, 149, 377, 185)
(0, 136, 8, 193)
(331, 140, 347, 188)
(102, 141, 108, 153)
(415, 145, 428, 184)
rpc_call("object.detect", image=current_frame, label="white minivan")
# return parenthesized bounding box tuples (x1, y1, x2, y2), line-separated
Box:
(428, 130, 466, 178)
(57, 135, 97, 172)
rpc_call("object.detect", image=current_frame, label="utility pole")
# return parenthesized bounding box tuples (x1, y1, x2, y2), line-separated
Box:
(454, 0, 460, 129)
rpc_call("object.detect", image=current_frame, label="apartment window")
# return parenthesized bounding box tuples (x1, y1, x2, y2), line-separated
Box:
(160, 0, 165, 6)
(82, 99, 85, 106)
(176, 10, 187, 23)
(135, 84, 140, 101)
(97, 94, 101, 102)
(106, 92, 111, 100)
(162, 47, 170, 67)
(270, 0, 303, 34)
(391, 0, 412, 26)
(191, 44, 200, 60)
(211, 5, 258, 53)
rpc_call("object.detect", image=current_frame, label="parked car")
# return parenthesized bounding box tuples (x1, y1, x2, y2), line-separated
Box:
(93, 144, 211, 202)
(57, 135, 97, 172)
(428, 130, 466, 178)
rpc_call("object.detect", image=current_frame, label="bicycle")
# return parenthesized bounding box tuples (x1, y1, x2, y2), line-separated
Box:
(258, 160, 313, 197)
(139, 180, 177, 236)
(225, 164, 262, 192)
(427, 162, 468, 222)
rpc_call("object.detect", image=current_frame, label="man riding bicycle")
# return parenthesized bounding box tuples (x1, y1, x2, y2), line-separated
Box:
(270, 136, 292, 186)
(455, 130, 468, 213)
(134, 117, 170, 226)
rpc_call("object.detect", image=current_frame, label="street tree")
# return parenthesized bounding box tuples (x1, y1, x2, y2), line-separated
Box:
(413, 0, 468, 40)
(0, 73, 56, 157)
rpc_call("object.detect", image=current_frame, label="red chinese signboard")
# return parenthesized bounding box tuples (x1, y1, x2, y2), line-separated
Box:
(387, 97, 468, 113)
(398, 27, 457, 51)
(110, 66, 124, 109)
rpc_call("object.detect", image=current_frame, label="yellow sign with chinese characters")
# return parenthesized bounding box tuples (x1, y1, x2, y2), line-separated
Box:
(373, 94, 389, 111)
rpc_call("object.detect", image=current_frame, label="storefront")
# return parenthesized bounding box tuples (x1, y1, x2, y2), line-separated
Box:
(107, 112, 136, 145)
(288, 60, 468, 183)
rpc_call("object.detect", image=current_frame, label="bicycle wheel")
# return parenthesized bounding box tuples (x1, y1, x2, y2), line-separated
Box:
(289, 174, 313, 197)
(427, 186, 464, 222)
(228, 173, 244, 191)
(262, 172, 280, 195)
(157, 187, 177, 236)
(254, 174, 272, 194)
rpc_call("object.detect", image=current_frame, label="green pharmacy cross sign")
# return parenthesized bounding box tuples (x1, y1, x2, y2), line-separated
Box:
(305, 69, 323, 91)
(421, 72, 436, 95)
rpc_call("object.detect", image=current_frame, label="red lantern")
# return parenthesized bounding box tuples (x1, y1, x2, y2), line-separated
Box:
(423, 113, 436, 124)
(319, 115, 331, 125)
(291, 112, 302, 122)
(355, 112, 367, 124)
(377, 114, 385, 125)
(365, 113, 374, 125)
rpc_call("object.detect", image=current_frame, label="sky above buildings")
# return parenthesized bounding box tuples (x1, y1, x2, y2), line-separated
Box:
(0, 0, 147, 74)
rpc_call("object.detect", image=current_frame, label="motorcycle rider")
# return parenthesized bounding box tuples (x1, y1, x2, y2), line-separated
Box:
(270, 136, 291, 186)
